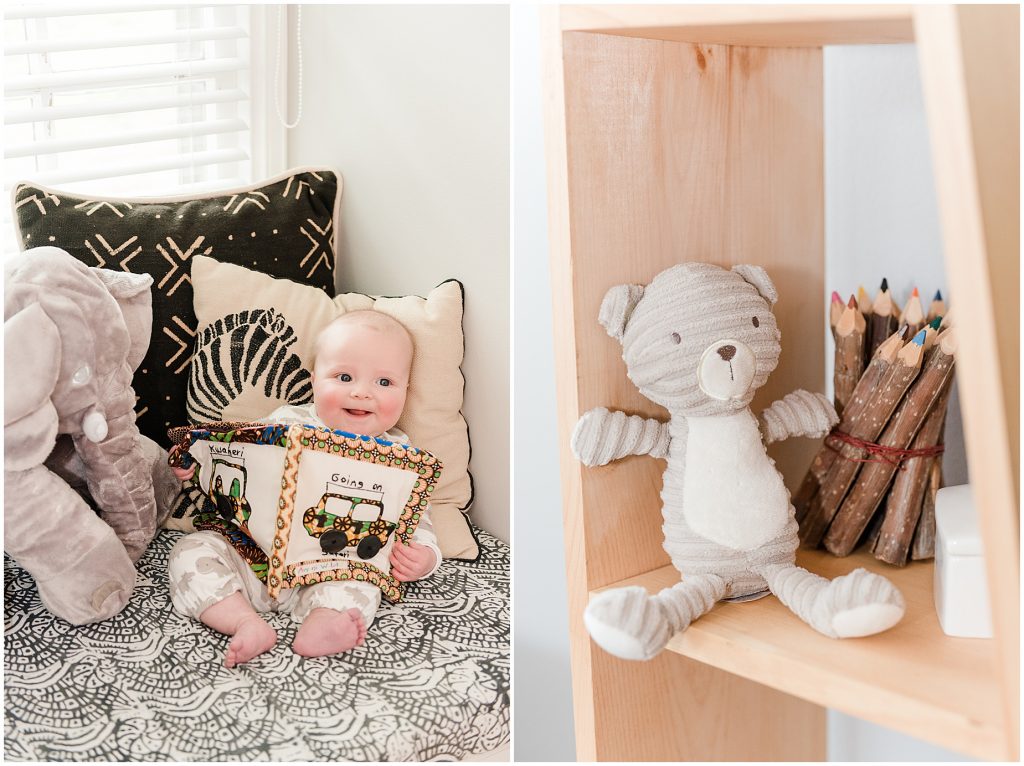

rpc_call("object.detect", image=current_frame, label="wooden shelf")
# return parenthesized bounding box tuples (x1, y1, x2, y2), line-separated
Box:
(558, 4, 916, 46)
(544, 3, 1018, 760)
(595, 551, 1003, 760)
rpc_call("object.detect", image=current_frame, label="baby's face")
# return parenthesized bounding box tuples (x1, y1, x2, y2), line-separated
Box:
(312, 321, 412, 436)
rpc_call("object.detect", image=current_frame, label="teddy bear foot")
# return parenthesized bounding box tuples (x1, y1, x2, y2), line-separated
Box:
(826, 568, 905, 638)
(763, 563, 905, 639)
(583, 586, 673, 661)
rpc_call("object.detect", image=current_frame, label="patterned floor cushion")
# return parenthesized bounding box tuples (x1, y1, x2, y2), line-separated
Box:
(4, 528, 509, 761)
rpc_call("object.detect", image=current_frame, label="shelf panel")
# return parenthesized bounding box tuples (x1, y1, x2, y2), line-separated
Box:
(560, 4, 915, 46)
(595, 550, 1006, 759)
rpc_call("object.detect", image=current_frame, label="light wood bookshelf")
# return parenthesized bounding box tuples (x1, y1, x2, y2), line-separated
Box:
(542, 5, 1018, 761)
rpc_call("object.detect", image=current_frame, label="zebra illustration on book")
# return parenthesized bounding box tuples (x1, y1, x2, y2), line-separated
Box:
(187, 308, 312, 422)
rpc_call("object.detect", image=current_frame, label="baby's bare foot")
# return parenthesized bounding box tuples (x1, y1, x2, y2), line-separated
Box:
(292, 608, 366, 657)
(224, 616, 276, 668)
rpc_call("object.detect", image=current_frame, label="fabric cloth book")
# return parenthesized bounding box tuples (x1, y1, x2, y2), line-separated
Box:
(170, 422, 442, 601)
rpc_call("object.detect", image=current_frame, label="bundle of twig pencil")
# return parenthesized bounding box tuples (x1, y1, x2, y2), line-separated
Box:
(796, 281, 953, 566)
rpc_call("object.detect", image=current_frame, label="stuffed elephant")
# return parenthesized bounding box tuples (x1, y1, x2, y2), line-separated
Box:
(4, 247, 180, 625)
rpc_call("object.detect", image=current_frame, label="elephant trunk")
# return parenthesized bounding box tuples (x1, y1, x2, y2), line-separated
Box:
(70, 381, 157, 562)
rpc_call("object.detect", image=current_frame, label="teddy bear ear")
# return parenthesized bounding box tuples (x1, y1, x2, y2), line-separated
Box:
(732, 264, 778, 306)
(598, 284, 645, 340)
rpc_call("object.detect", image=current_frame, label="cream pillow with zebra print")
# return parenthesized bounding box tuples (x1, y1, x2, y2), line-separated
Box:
(181, 255, 478, 560)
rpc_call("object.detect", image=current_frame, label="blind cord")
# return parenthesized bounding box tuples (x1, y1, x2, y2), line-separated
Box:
(186, 6, 195, 182)
(273, 4, 302, 129)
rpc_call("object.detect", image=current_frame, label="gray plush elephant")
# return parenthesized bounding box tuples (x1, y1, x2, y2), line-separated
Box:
(4, 247, 180, 625)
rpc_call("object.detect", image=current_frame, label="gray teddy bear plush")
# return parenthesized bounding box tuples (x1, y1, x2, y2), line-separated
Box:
(572, 262, 905, 661)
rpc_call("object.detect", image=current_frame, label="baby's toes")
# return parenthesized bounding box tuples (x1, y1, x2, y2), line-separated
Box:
(349, 610, 367, 644)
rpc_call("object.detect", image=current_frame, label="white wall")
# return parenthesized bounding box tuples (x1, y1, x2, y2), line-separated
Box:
(511, 5, 575, 761)
(285, 5, 510, 541)
(513, 17, 971, 763)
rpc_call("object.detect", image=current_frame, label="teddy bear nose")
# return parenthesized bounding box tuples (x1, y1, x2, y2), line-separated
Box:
(717, 345, 737, 362)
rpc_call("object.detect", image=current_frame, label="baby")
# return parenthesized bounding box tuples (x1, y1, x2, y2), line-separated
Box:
(167, 311, 440, 667)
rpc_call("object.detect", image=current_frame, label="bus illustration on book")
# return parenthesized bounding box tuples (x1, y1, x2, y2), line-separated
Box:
(303, 484, 395, 560)
(203, 458, 252, 528)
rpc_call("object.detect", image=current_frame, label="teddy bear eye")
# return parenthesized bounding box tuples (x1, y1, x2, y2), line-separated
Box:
(670, 332, 681, 344)
(752, 316, 760, 328)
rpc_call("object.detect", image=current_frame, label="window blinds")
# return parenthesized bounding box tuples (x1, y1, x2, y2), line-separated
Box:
(3, 4, 258, 208)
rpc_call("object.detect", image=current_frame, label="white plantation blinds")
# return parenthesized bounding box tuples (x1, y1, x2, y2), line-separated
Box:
(3, 3, 263, 250)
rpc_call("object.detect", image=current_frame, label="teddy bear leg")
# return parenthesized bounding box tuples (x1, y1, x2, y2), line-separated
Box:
(756, 563, 905, 638)
(5, 464, 137, 625)
(584, 574, 726, 661)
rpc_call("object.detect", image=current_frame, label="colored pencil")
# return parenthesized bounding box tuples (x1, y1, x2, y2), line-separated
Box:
(867, 279, 900, 358)
(902, 287, 926, 336)
(927, 289, 947, 322)
(829, 290, 845, 340)
(833, 296, 866, 418)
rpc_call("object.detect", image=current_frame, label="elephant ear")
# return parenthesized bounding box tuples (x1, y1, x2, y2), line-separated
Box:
(90, 269, 154, 372)
(598, 284, 645, 341)
(5, 302, 61, 469)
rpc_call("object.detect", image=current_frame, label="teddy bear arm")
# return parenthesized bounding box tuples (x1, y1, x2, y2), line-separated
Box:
(759, 390, 838, 445)
(572, 407, 670, 467)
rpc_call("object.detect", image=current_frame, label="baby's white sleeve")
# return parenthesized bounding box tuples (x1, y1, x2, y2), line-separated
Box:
(410, 508, 442, 579)
(262, 403, 309, 425)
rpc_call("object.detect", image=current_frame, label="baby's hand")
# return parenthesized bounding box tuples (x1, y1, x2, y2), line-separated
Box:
(172, 464, 195, 482)
(389, 541, 437, 582)
(168, 445, 196, 482)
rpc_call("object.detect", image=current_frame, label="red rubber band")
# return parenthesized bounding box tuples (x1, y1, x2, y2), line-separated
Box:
(825, 429, 945, 469)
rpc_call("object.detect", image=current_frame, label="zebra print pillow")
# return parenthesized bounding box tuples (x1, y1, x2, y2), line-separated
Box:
(12, 168, 341, 447)
(187, 308, 313, 422)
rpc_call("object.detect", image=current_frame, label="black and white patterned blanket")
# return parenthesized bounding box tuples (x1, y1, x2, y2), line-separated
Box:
(4, 528, 509, 761)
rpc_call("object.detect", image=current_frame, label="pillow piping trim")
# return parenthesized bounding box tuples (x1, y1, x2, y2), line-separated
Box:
(439, 277, 480, 563)
(11, 165, 344, 259)
(344, 277, 480, 563)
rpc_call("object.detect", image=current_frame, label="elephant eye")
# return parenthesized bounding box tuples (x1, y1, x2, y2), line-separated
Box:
(72, 365, 92, 385)
(752, 316, 760, 328)
(670, 332, 681, 344)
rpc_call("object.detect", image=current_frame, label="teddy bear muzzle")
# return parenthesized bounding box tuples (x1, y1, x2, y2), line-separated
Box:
(698, 339, 756, 400)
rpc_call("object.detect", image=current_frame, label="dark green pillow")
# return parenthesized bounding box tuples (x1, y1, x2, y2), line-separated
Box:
(13, 168, 341, 446)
